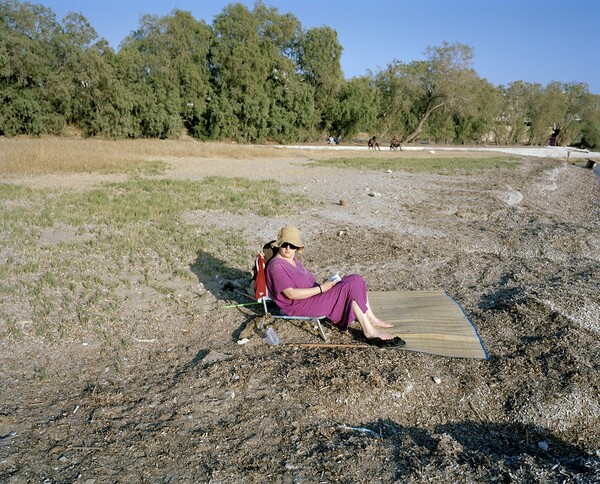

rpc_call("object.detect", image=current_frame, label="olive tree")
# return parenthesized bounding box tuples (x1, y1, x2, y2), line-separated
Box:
(325, 76, 378, 139)
(374, 42, 482, 144)
(498, 81, 538, 144)
(452, 78, 503, 144)
(0, 0, 70, 134)
(117, 10, 214, 138)
(294, 25, 344, 133)
(576, 91, 600, 149)
(556, 82, 598, 147)
(209, 1, 316, 142)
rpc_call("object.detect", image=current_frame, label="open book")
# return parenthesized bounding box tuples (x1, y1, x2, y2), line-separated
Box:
(328, 272, 342, 283)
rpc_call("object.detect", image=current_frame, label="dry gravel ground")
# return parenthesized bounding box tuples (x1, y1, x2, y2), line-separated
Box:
(1, 146, 599, 482)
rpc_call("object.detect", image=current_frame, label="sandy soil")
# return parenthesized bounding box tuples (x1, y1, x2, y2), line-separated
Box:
(1, 147, 599, 482)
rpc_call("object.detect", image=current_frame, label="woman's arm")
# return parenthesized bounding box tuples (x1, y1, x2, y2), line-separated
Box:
(282, 280, 337, 300)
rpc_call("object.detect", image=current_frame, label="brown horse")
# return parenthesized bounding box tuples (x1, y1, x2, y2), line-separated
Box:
(368, 136, 380, 150)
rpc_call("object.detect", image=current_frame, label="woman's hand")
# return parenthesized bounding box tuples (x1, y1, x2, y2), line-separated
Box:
(320, 280, 337, 292)
(281, 280, 338, 300)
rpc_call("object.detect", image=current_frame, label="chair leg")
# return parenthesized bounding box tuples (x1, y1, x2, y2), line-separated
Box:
(259, 299, 270, 330)
(314, 318, 329, 342)
(260, 312, 271, 330)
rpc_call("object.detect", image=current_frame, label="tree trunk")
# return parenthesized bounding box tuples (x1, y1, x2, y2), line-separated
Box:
(377, 104, 399, 141)
(403, 100, 444, 144)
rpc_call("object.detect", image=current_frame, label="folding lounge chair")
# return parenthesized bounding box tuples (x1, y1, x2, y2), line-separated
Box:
(254, 251, 329, 342)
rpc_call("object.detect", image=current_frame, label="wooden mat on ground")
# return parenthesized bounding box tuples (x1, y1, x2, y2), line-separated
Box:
(369, 290, 488, 359)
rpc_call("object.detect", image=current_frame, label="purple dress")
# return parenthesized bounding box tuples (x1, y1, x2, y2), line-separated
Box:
(266, 256, 369, 330)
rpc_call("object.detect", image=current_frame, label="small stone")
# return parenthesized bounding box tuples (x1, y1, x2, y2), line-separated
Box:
(433, 376, 442, 384)
(429, 150, 436, 154)
(338, 199, 346, 206)
(538, 441, 549, 451)
(237, 338, 250, 345)
(201, 350, 231, 364)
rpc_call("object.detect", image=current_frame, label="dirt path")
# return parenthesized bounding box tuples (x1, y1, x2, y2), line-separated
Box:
(1, 151, 599, 482)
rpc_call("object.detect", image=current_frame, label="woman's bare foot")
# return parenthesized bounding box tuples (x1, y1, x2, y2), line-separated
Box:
(352, 301, 395, 340)
(366, 308, 394, 328)
(370, 317, 394, 329)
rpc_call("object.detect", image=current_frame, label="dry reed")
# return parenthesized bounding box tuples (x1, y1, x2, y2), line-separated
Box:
(0, 137, 300, 176)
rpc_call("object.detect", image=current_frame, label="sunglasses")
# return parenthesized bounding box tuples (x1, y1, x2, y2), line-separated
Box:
(281, 242, 299, 250)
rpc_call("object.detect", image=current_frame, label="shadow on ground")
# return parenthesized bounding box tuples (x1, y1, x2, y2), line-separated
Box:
(334, 418, 597, 480)
(189, 249, 255, 304)
(189, 249, 267, 340)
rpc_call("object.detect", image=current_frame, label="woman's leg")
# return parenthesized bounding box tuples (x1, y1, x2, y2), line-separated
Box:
(366, 295, 394, 328)
(351, 301, 394, 340)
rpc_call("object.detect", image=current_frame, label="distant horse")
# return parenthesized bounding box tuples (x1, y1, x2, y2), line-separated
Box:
(368, 136, 380, 150)
(390, 136, 402, 151)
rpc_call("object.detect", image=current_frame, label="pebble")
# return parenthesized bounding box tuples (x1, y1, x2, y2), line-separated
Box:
(433, 376, 442, 384)
(237, 338, 249, 345)
(538, 441, 549, 451)
(201, 350, 231, 364)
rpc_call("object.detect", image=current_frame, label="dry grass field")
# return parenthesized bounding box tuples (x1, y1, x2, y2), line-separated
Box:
(1, 137, 599, 482)
(0, 137, 304, 176)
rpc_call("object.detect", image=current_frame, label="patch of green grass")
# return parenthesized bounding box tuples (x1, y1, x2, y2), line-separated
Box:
(51, 176, 310, 228)
(33, 366, 49, 380)
(310, 157, 520, 174)
(174, 268, 195, 280)
(0, 313, 20, 339)
(0, 183, 35, 200)
(0, 176, 312, 343)
(190, 225, 256, 276)
(124, 160, 169, 176)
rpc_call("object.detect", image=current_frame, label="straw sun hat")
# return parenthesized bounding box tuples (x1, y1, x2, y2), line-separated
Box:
(274, 226, 305, 252)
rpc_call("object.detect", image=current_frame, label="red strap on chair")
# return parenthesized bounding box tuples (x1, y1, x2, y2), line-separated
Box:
(254, 253, 268, 302)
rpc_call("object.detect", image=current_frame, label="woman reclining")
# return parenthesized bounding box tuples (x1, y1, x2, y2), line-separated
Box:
(266, 226, 404, 345)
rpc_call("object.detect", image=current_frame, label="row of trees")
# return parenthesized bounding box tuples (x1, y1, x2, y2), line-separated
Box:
(2, 0, 599, 148)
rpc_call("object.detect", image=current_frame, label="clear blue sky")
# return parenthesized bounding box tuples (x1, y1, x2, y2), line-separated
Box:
(40, 0, 600, 94)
